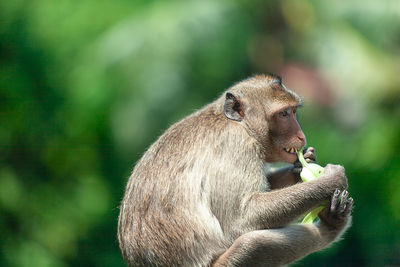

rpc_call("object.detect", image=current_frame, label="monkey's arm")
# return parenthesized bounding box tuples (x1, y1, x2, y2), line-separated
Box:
(214, 190, 353, 267)
(266, 165, 301, 189)
(244, 164, 347, 229)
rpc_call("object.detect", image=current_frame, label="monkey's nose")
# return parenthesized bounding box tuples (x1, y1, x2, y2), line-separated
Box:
(297, 131, 306, 147)
(297, 131, 305, 141)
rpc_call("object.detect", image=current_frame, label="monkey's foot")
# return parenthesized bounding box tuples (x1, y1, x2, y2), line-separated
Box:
(318, 189, 353, 229)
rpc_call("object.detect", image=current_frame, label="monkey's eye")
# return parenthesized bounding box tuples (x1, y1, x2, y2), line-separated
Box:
(279, 108, 291, 118)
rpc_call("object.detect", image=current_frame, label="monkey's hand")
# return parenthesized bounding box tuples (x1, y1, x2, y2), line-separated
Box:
(321, 164, 348, 192)
(318, 189, 353, 230)
(293, 147, 317, 176)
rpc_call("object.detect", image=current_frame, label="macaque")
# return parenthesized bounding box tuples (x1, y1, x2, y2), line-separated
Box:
(118, 74, 353, 267)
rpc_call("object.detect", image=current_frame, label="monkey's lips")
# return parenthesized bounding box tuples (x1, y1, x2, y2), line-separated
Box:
(282, 147, 299, 163)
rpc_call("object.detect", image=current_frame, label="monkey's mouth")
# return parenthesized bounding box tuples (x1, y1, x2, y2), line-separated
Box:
(284, 147, 297, 155)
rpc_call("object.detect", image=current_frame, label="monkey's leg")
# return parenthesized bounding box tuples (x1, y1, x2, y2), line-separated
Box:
(213, 190, 353, 267)
(213, 224, 332, 267)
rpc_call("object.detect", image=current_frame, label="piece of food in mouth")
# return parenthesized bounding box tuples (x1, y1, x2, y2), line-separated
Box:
(297, 148, 325, 223)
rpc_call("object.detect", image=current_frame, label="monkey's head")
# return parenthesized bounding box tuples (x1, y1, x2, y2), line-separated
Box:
(223, 74, 306, 164)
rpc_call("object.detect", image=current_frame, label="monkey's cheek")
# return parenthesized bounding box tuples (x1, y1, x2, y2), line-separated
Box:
(280, 151, 298, 164)
(288, 156, 298, 164)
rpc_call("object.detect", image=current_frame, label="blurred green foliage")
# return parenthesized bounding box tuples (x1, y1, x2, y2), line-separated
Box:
(1, 0, 399, 266)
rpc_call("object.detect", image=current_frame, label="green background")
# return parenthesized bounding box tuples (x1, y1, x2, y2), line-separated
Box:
(1, 0, 399, 266)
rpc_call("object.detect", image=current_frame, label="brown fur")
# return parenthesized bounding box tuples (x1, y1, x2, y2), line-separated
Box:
(118, 74, 352, 267)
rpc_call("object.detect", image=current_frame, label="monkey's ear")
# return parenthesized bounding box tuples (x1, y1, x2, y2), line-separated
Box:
(224, 92, 244, 121)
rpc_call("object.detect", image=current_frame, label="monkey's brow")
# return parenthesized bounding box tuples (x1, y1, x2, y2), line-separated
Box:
(289, 104, 303, 110)
(271, 103, 301, 114)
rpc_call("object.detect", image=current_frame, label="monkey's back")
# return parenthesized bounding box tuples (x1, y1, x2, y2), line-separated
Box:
(118, 104, 265, 266)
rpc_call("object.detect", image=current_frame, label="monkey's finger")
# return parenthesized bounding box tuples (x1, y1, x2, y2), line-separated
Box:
(293, 165, 302, 174)
(305, 158, 316, 164)
(293, 161, 302, 174)
(344, 197, 354, 215)
(305, 147, 315, 153)
(339, 190, 349, 213)
(293, 160, 302, 168)
(330, 189, 341, 213)
(304, 156, 316, 164)
(303, 149, 317, 163)
(303, 152, 316, 159)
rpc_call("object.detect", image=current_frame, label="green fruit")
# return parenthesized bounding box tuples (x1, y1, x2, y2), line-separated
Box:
(297, 148, 325, 224)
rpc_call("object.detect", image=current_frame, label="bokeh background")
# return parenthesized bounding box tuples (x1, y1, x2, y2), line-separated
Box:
(1, 0, 399, 266)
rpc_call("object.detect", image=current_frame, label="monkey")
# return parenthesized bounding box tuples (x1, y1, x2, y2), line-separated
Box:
(118, 74, 353, 267)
